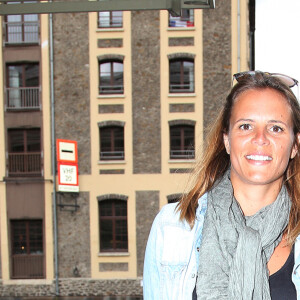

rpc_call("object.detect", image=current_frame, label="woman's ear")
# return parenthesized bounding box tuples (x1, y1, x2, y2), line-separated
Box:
(223, 133, 230, 155)
(290, 133, 300, 159)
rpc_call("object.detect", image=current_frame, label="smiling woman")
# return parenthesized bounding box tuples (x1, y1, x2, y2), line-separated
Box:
(143, 71, 300, 300)
(223, 88, 298, 215)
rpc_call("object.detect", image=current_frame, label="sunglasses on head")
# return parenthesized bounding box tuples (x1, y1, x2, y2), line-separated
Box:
(232, 71, 299, 88)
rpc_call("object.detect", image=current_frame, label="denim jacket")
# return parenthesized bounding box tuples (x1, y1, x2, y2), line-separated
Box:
(143, 193, 300, 300)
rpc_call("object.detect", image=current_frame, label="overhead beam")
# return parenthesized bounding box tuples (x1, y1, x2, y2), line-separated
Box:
(0, 0, 215, 15)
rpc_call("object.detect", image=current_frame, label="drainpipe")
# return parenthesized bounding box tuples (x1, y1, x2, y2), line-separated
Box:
(237, 0, 241, 72)
(49, 11, 59, 296)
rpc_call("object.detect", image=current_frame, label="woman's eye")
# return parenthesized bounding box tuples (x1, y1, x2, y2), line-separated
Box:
(239, 124, 252, 130)
(270, 125, 284, 133)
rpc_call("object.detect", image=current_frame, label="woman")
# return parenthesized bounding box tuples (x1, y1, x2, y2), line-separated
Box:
(143, 71, 300, 299)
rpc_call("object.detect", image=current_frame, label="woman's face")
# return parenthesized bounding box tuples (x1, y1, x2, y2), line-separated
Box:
(223, 88, 298, 189)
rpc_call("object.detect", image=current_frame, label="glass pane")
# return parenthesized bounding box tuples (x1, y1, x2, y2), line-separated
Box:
(169, 61, 181, 91)
(25, 64, 39, 87)
(183, 61, 194, 92)
(100, 62, 112, 92)
(100, 127, 112, 152)
(9, 130, 24, 152)
(99, 11, 110, 28)
(8, 66, 22, 106)
(113, 127, 124, 152)
(112, 11, 123, 27)
(99, 201, 112, 216)
(12, 220, 27, 254)
(115, 201, 127, 216)
(29, 220, 43, 254)
(24, 14, 38, 22)
(112, 62, 123, 92)
(100, 219, 113, 250)
(169, 9, 194, 27)
(184, 127, 194, 149)
(170, 126, 182, 150)
(7, 15, 22, 22)
(24, 14, 39, 43)
(27, 129, 40, 152)
(6, 15, 22, 43)
(115, 219, 128, 249)
(8, 65, 22, 88)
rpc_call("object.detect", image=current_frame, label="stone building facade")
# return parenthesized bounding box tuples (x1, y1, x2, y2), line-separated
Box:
(0, 0, 250, 297)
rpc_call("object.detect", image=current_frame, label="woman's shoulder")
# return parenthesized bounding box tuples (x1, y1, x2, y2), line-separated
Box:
(155, 193, 208, 227)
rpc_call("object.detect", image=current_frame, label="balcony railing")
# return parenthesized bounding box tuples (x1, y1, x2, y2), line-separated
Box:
(170, 150, 195, 159)
(99, 85, 124, 95)
(6, 87, 40, 110)
(12, 254, 44, 279)
(4, 21, 40, 45)
(100, 151, 124, 160)
(8, 152, 42, 177)
(169, 83, 194, 93)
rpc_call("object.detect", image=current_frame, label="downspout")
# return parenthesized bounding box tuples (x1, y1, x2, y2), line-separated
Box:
(49, 11, 59, 296)
(237, 0, 241, 72)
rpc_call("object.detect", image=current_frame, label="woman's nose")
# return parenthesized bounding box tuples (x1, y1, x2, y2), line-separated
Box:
(251, 128, 269, 145)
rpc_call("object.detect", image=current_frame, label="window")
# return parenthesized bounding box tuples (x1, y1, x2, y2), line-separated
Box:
(99, 60, 124, 95)
(170, 125, 195, 159)
(4, 14, 39, 44)
(8, 128, 42, 176)
(11, 220, 44, 279)
(100, 126, 124, 160)
(98, 11, 123, 28)
(169, 59, 194, 93)
(6, 63, 40, 110)
(169, 9, 194, 28)
(99, 200, 128, 252)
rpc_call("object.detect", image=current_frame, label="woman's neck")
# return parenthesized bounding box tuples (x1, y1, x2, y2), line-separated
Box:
(231, 178, 283, 216)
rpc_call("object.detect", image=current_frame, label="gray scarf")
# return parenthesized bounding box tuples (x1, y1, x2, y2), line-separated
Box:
(196, 171, 291, 300)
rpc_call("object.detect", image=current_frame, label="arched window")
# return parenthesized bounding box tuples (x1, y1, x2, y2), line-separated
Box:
(98, 199, 128, 252)
(99, 125, 124, 160)
(99, 60, 124, 95)
(169, 58, 194, 93)
(170, 124, 195, 159)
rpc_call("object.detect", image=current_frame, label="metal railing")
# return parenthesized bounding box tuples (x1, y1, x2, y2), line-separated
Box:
(170, 149, 195, 159)
(11, 254, 44, 279)
(6, 87, 40, 110)
(99, 85, 124, 95)
(4, 21, 40, 44)
(169, 83, 194, 93)
(8, 152, 42, 176)
(100, 151, 124, 160)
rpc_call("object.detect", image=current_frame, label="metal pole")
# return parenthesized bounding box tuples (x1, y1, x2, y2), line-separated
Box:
(49, 11, 59, 296)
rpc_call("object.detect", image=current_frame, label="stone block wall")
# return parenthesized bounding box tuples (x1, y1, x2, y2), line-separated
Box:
(136, 191, 160, 276)
(202, 1, 232, 134)
(0, 278, 142, 297)
(53, 12, 91, 174)
(131, 11, 161, 174)
(57, 192, 91, 278)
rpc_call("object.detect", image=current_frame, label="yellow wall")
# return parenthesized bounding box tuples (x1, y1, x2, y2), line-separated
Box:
(231, 0, 249, 75)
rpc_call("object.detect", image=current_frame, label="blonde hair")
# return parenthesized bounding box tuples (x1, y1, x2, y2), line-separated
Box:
(177, 72, 300, 244)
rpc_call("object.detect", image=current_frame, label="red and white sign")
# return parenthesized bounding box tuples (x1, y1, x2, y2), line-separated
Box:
(56, 139, 79, 192)
(57, 139, 78, 163)
(57, 162, 79, 192)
